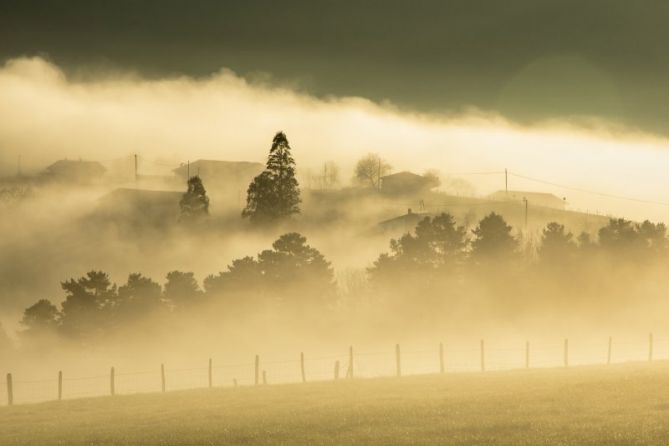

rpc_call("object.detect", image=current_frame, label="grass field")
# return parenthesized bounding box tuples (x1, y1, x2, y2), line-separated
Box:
(2, 362, 669, 445)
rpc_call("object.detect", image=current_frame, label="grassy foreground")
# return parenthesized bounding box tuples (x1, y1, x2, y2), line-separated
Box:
(2, 363, 669, 445)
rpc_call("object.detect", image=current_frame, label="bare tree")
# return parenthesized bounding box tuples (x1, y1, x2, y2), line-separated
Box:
(354, 153, 391, 189)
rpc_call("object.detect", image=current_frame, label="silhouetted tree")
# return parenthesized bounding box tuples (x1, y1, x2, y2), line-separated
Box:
(179, 175, 209, 220)
(115, 273, 163, 321)
(243, 132, 301, 223)
(354, 153, 391, 189)
(470, 213, 518, 262)
(204, 257, 262, 298)
(164, 271, 202, 307)
(370, 213, 467, 281)
(206, 233, 333, 308)
(598, 218, 642, 252)
(597, 218, 667, 261)
(538, 222, 576, 265)
(21, 299, 60, 334)
(60, 271, 116, 337)
(638, 220, 668, 254)
(258, 233, 333, 291)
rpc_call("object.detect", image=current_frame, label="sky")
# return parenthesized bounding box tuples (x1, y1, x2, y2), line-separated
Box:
(3, 0, 669, 134)
(2, 1, 669, 220)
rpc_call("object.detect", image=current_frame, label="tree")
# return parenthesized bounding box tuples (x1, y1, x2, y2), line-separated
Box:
(537, 222, 576, 265)
(164, 271, 202, 307)
(597, 218, 667, 260)
(205, 233, 334, 307)
(115, 273, 163, 321)
(60, 271, 116, 337)
(21, 299, 60, 334)
(179, 175, 209, 220)
(422, 169, 441, 189)
(204, 256, 263, 298)
(370, 213, 467, 281)
(470, 213, 518, 262)
(354, 153, 391, 189)
(256, 233, 334, 302)
(242, 131, 301, 223)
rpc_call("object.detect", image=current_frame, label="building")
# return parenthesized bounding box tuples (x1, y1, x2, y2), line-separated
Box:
(378, 208, 430, 233)
(488, 190, 566, 210)
(379, 171, 439, 195)
(172, 160, 263, 191)
(41, 159, 106, 184)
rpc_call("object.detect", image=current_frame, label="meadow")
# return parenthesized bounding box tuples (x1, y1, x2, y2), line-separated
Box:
(1, 362, 668, 445)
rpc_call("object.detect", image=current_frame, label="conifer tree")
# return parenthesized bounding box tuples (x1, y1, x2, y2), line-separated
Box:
(179, 175, 209, 220)
(243, 131, 301, 223)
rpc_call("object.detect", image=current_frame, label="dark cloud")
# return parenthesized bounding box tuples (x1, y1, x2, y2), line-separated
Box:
(2, 1, 669, 135)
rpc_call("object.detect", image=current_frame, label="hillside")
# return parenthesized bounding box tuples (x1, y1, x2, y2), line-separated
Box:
(2, 362, 668, 445)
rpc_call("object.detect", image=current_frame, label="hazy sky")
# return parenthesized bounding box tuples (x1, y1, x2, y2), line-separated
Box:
(2, 1, 669, 135)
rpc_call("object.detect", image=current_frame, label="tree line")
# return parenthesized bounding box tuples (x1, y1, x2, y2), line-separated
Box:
(17, 211, 669, 344)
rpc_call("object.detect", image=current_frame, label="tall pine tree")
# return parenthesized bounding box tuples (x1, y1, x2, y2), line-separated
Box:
(243, 132, 301, 223)
(179, 175, 210, 221)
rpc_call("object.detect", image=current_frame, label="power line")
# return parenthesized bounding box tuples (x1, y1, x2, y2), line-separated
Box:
(509, 172, 669, 207)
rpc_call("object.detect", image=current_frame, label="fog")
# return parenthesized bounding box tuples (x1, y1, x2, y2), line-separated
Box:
(2, 57, 669, 405)
(2, 57, 669, 221)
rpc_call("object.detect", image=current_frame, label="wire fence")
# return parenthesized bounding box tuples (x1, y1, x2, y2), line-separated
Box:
(3, 333, 668, 406)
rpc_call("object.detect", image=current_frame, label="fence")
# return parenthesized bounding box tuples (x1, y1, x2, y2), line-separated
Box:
(3, 333, 668, 406)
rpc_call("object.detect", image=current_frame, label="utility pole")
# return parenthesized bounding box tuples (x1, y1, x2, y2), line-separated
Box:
(377, 158, 381, 190)
(134, 154, 138, 183)
(187, 160, 190, 179)
(523, 197, 528, 229)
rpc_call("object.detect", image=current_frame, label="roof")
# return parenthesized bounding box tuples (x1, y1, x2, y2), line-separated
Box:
(378, 210, 430, 231)
(380, 171, 424, 181)
(172, 160, 263, 176)
(43, 159, 106, 175)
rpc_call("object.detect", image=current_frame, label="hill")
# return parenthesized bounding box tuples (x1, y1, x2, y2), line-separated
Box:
(1, 362, 668, 445)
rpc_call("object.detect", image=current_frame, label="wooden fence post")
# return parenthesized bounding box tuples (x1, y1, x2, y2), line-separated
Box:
(262, 370, 267, 385)
(563, 339, 569, 368)
(348, 346, 354, 379)
(607, 336, 612, 365)
(300, 352, 306, 383)
(334, 360, 340, 380)
(395, 344, 401, 377)
(110, 367, 115, 396)
(161, 364, 166, 393)
(254, 355, 260, 386)
(208, 358, 213, 388)
(480, 340, 485, 372)
(525, 341, 530, 369)
(439, 342, 445, 374)
(649, 332, 654, 362)
(6, 373, 13, 406)
(58, 371, 63, 401)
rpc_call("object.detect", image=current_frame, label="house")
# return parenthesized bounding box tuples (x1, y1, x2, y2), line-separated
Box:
(488, 190, 566, 210)
(379, 171, 439, 195)
(41, 159, 106, 184)
(378, 208, 430, 233)
(172, 160, 264, 191)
